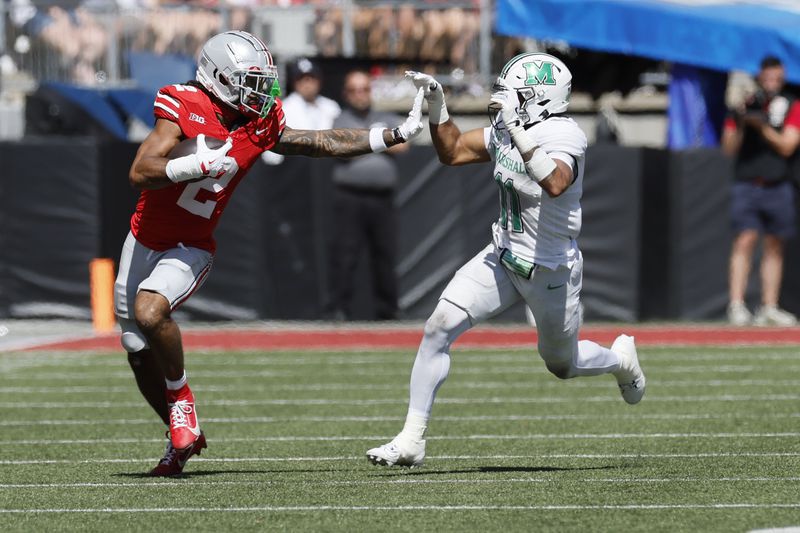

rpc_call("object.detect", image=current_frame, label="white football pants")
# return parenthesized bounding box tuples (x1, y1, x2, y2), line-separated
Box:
(406, 243, 619, 422)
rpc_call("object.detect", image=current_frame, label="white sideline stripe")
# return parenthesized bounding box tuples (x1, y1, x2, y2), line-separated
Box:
(2, 412, 798, 427)
(3, 432, 800, 446)
(3, 394, 800, 409)
(2, 503, 800, 513)
(3, 452, 800, 465)
(9, 364, 800, 381)
(3, 477, 800, 489)
(3, 378, 800, 395)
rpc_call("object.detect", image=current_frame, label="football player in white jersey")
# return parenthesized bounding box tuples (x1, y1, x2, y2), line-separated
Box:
(366, 54, 646, 467)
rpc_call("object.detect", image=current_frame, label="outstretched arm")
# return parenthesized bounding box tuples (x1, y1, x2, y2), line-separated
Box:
(272, 88, 425, 157)
(431, 122, 491, 166)
(405, 71, 490, 166)
(272, 127, 398, 157)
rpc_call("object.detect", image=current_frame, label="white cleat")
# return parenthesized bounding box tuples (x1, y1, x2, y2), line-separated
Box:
(611, 334, 646, 405)
(366, 437, 426, 467)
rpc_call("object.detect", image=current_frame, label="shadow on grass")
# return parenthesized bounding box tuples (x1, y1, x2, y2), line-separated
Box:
(373, 464, 621, 477)
(113, 468, 346, 479)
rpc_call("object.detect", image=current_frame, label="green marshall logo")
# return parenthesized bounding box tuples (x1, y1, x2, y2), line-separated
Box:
(523, 61, 556, 86)
(495, 147, 525, 174)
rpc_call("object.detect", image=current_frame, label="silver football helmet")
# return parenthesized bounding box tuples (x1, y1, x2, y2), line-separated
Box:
(490, 52, 572, 128)
(196, 30, 281, 118)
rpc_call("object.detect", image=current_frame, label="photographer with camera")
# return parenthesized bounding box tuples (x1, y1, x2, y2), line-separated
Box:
(723, 56, 800, 326)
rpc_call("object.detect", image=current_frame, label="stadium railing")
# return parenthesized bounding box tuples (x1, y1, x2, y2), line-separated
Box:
(0, 0, 494, 90)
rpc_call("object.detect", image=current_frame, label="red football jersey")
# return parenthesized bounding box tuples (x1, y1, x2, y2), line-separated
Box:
(130, 83, 286, 253)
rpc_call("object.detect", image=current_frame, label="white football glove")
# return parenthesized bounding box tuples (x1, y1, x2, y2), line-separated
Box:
(394, 87, 425, 142)
(405, 70, 449, 124)
(166, 134, 235, 183)
(489, 78, 524, 130)
(490, 78, 534, 153)
(489, 78, 555, 183)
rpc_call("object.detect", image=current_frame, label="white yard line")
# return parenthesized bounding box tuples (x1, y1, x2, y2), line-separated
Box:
(6, 364, 800, 381)
(2, 503, 800, 513)
(2, 394, 800, 409)
(2, 432, 800, 446)
(2, 378, 799, 395)
(2, 452, 799, 465)
(1, 412, 798, 427)
(2, 477, 799, 489)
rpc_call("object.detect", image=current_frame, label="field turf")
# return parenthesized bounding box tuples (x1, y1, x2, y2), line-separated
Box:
(1, 345, 799, 531)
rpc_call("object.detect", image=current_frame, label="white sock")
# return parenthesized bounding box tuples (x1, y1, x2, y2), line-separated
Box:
(402, 300, 471, 441)
(571, 340, 620, 376)
(399, 412, 429, 442)
(165, 371, 187, 391)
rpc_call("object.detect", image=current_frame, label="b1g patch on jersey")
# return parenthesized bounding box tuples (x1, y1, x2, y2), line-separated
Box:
(189, 113, 206, 125)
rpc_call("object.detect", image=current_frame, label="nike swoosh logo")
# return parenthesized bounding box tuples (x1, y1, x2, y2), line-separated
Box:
(547, 283, 565, 290)
(255, 128, 268, 135)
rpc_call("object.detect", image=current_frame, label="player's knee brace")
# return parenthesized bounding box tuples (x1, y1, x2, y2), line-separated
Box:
(121, 330, 148, 353)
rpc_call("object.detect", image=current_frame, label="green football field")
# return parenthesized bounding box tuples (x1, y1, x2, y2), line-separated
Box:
(1, 345, 799, 532)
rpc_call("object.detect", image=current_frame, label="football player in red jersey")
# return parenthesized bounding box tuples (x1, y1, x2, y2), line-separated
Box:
(114, 30, 424, 476)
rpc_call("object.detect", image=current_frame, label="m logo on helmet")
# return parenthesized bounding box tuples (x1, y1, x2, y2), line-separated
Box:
(523, 61, 556, 86)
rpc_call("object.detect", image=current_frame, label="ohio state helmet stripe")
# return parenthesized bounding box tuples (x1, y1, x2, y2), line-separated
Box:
(230, 31, 274, 67)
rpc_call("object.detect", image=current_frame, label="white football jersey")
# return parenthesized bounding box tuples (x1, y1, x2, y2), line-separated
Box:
(483, 116, 587, 269)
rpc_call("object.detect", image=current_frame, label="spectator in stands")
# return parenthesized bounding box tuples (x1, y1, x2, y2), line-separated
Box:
(9, 0, 108, 84)
(283, 57, 341, 129)
(722, 56, 800, 326)
(396, 4, 423, 61)
(261, 57, 340, 164)
(313, 3, 480, 74)
(314, 4, 342, 57)
(326, 70, 410, 320)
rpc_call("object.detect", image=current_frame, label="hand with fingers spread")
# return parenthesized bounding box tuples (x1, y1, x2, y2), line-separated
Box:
(405, 70, 449, 124)
(166, 134, 236, 183)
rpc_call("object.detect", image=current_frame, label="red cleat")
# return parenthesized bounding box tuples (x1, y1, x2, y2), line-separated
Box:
(167, 384, 201, 450)
(149, 431, 207, 477)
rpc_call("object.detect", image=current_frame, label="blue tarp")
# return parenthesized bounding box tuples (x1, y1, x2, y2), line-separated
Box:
(495, 0, 800, 83)
(666, 65, 728, 149)
(43, 83, 154, 139)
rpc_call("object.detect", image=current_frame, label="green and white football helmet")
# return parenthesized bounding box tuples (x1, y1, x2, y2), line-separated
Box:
(490, 53, 572, 128)
(196, 30, 281, 118)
